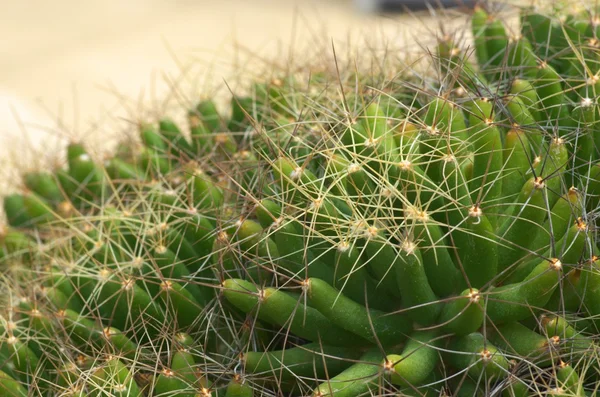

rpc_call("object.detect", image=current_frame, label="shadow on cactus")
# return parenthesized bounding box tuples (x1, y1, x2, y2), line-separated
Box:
(2, 2, 600, 396)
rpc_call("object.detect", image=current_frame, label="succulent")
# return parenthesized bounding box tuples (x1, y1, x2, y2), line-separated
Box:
(3, 2, 600, 396)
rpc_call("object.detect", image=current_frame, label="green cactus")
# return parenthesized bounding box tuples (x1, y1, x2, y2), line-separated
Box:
(2, 3, 600, 396)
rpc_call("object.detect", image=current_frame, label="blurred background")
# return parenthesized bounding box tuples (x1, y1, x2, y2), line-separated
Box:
(1, 0, 478, 174)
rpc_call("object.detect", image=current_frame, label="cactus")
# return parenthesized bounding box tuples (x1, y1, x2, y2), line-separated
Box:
(2, 2, 600, 396)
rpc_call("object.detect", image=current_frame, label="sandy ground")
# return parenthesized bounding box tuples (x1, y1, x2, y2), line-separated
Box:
(0, 0, 474, 187)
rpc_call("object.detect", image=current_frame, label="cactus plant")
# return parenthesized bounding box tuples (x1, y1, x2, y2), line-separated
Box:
(3, 2, 600, 396)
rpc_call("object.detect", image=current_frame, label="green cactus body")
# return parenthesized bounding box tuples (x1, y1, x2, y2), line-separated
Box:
(178, 213, 216, 262)
(546, 268, 582, 313)
(363, 228, 405, 299)
(103, 326, 148, 360)
(446, 332, 510, 380)
(23, 171, 64, 204)
(159, 118, 195, 158)
(455, 206, 498, 290)
(140, 123, 168, 153)
(502, 128, 532, 199)
(332, 242, 385, 309)
(243, 343, 361, 381)
(437, 37, 487, 91)
(158, 280, 203, 329)
(385, 330, 440, 387)
(439, 153, 470, 228)
(139, 147, 171, 175)
(58, 309, 104, 350)
(488, 322, 555, 367)
(438, 288, 484, 335)
(66, 142, 87, 166)
(0, 334, 44, 384)
(4, 7, 600, 396)
(467, 98, 503, 226)
(234, 219, 278, 278)
(0, 370, 27, 397)
(96, 270, 164, 334)
(570, 100, 597, 175)
(533, 62, 567, 123)
(507, 36, 538, 79)
(228, 96, 254, 132)
(497, 176, 548, 272)
(393, 121, 420, 156)
(188, 110, 212, 154)
(3, 194, 30, 228)
(471, 6, 489, 71)
(487, 258, 562, 323)
(345, 165, 376, 204)
(529, 187, 582, 253)
(555, 361, 584, 396)
(170, 349, 201, 388)
(520, 9, 552, 53)
(421, 97, 454, 183)
(395, 159, 446, 216)
(164, 224, 198, 268)
(510, 78, 541, 123)
(22, 192, 56, 226)
(222, 279, 366, 346)
(255, 199, 336, 284)
(43, 286, 83, 312)
(502, 376, 530, 397)
(89, 358, 142, 397)
(0, 229, 36, 260)
(189, 168, 225, 211)
(542, 315, 592, 358)
(409, 211, 461, 297)
(312, 348, 382, 397)
(360, 102, 400, 169)
(105, 157, 145, 182)
(306, 277, 410, 345)
(485, 17, 510, 81)
(392, 240, 441, 326)
(152, 369, 199, 396)
(68, 152, 108, 201)
(18, 304, 55, 343)
(576, 256, 600, 320)
(225, 376, 254, 397)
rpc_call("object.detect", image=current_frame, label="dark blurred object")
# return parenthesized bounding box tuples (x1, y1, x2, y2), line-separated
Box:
(355, 0, 478, 12)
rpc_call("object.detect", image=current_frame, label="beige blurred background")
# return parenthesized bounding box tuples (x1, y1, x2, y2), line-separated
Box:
(1, 0, 475, 182)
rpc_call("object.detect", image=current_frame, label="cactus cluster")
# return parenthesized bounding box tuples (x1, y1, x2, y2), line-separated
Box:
(3, 2, 600, 396)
